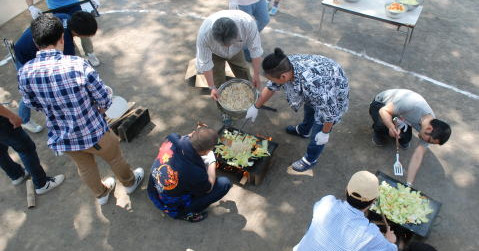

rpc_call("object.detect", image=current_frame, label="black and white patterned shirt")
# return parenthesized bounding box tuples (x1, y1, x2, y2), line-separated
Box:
(267, 54, 349, 124)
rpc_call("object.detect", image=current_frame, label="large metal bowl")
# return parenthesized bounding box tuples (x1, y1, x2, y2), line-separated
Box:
(385, 2, 407, 19)
(344, 0, 361, 3)
(217, 79, 258, 119)
(399, 0, 424, 11)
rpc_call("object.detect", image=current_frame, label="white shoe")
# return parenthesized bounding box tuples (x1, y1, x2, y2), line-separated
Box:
(21, 120, 43, 133)
(87, 53, 100, 67)
(36, 174, 65, 195)
(12, 170, 30, 186)
(97, 177, 116, 205)
(125, 168, 144, 194)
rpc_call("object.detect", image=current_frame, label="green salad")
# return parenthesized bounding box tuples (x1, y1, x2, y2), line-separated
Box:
(215, 130, 270, 168)
(370, 181, 433, 224)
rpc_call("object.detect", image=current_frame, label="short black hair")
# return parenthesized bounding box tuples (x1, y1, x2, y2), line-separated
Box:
(68, 11, 97, 36)
(262, 48, 292, 78)
(31, 14, 64, 49)
(212, 17, 238, 46)
(430, 119, 451, 145)
(346, 192, 375, 210)
(190, 127, 218, 153)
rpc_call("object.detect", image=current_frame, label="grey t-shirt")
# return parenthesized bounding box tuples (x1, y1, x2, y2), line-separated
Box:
(375, 89, 435, 132)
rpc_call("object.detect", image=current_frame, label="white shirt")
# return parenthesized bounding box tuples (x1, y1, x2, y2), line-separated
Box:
(294, 195, 397, 251)
(196, 10, 263, 73)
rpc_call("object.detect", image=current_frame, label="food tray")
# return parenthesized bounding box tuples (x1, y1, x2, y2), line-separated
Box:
(368, 171, 441, 237)
(215, 126, 278, 184)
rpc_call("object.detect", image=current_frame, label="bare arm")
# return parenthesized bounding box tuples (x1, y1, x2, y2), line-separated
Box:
(254, 87, 275, 108)
(251, 57, 262, 88)
(378, 102, 400, 138)
(0, 105, 22, 128)
(206, 162, 216, 192)
(203, 70, 220, 101)
(322, 122, 333, 133)
(26, 0, 33, 6)
(406, 144, 426, 185)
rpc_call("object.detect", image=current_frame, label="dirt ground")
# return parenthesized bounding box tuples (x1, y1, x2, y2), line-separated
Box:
(0, 0, 478, 250)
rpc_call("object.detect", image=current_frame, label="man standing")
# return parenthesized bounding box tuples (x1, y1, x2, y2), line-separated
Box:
(246, 48, 349, 172)
(18, 15, 143, 205)
(369, 89, 451, 185)
(26, 0, 101, 66)
(196, 10, 263, 101)
(294, 171, 397, 251)
(0, 104, 64, 194)
(147, 125, 231, 222)
(14, 11, 98, 134)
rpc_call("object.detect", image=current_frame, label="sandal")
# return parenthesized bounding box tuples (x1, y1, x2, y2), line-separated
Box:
(180, 211, 208, 223)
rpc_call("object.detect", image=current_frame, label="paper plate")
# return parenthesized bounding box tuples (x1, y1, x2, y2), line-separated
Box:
(105, 96, 128, 119)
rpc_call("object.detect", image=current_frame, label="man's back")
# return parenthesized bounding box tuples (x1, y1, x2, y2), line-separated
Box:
(294, 195, 396, 251)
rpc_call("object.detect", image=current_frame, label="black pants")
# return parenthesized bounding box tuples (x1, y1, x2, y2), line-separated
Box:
(369, 100, 412, 145)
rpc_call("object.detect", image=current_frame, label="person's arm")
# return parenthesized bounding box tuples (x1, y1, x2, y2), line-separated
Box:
(206, 162, 216, 192)
(0, 105, 22, 128)
(25, 0, 33, 6)
(84, 62, 112, 110)
(251, 57, 262, 88)
(255, 87, 275, 108)
(203, 70, 219, 100)
(406, 144, 426, 185)
(378, 102, 400, 138)
(26, 0, 42, 19)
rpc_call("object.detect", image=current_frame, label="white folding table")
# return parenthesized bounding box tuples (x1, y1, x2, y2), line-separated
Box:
(319, 0, 423, 63)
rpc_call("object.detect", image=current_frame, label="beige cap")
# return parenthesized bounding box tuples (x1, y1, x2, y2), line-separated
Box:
(347, 171, 379, 202)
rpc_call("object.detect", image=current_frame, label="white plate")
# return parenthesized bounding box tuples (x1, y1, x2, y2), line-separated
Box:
(105, 96, 128, 119)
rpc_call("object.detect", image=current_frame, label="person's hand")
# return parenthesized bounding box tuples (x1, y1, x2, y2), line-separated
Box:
(393, 117, 408, 132)
(28, 6, 42, 19)
(210, 88, 219, 101)
(314, 131, 329, 145)
(385, 226, 397, 244)
(252, 74, 261, 88)
(8, 114, 22, 128)
(388, 127, 400, 139)
(91, 0, 100, 8)
(245, 105, 259, 122)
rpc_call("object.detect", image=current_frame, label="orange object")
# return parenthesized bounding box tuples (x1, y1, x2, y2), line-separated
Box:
(387, 2, 405, 12)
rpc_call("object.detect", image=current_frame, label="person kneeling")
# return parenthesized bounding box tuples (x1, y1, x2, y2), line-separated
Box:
(147, 124, 232, 222)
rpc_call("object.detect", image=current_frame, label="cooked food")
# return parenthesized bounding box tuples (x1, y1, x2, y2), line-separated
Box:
(387, 2, 406, 12)
(370, 181, 433, 225)
(215, 130, 270, 168)
(219, 83, 255, 111)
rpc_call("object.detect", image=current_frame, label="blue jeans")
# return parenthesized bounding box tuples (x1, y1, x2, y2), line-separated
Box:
(184, 176, 232, 213)
(0, 118, 47, 188)
(296, 103, 327, 164)
(239, 0, 270, 61)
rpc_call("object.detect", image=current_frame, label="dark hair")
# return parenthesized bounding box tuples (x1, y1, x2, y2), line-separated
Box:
(262, 48, 292, 78)
(68, 11, 97, 36)
(212, 17, 238, 46)
(346, 192, 375, 210)
(31, 14, 64, 49)
(429, 119, 451, 145)
(190, 127, 218, 153)
(405, 242, 437, 251)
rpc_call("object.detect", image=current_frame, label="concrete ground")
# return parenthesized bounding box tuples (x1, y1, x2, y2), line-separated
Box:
(0, 0, 478, 250)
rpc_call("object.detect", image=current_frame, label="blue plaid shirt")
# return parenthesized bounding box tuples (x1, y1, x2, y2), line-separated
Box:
(18, 49, 112, 152)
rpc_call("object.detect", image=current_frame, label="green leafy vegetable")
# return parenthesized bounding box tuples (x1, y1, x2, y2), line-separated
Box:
(215, 130, 270, 168)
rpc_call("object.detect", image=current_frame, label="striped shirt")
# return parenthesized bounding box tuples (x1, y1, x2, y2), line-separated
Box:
(294, 195, 397, 251)
(18, 49, 112, 152)
(196, 10, 263, 73)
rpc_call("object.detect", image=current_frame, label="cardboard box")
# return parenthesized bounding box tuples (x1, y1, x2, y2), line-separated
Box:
(184, 58, 236, 88)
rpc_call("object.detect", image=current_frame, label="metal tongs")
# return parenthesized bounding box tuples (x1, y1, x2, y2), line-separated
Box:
(393, 118, 404, 176)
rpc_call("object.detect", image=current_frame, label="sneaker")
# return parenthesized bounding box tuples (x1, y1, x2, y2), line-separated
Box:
(35, 174, 65, 195)
(286, 125, 310, 138)
(87, 53, 100, 67)
(180, 211, 208, 223)
(12, 170, 30, 186)
(372, 133, 387, 146)
(21, 120, 43, 133)
(125, 167, 144, 194)
(269, 6, 279, 15)
(97, 177, 116, 205)
(291, 157, 315, 172)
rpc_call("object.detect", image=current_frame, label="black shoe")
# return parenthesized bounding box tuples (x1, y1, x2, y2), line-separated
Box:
(400, 142, 410, 149)
(180, 211, 208, 223)
(285, 125, 310, 138)
(372, 133, 387, 146)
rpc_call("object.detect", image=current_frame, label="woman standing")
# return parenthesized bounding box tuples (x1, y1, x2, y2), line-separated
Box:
(245, 48, 349, 171)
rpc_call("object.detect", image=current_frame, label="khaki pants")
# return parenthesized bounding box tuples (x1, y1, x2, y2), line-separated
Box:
(81, 37, 94, 54)
(66, 130, 134, 198)
(212, 51, 251, 88)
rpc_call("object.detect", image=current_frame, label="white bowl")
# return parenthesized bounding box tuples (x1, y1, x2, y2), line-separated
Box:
(399, 0, 424, 11)
(385, 2, 407, 19)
